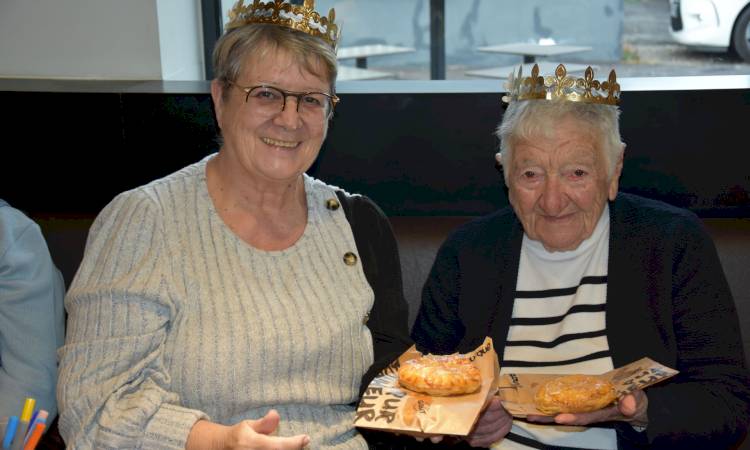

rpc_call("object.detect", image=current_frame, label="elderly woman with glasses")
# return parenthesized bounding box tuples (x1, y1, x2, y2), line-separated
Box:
(411, 65, 750, 449)
(56, 1, 410, 449)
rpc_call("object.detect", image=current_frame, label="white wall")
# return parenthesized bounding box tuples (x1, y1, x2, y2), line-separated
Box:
(0, 0, 204, 80)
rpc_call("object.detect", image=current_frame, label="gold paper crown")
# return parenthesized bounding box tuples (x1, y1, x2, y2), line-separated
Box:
(226, 0, 339, 48)
(502, 63, 620, 105)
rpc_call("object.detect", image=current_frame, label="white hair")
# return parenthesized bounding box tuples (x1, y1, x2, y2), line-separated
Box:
(495, 100, 624, 185)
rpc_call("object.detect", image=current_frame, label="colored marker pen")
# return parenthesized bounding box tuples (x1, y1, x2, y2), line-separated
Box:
(24, 412, 36, 438)
(22, 423, 45, 450)
(23, 411, 47, 446)
(10, 399, 34, 450)
(2, 416, 18, 449)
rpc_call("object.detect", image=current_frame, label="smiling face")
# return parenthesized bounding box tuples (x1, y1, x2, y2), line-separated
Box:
(506, 115, 622, 252)
(211, 47, 331, 185)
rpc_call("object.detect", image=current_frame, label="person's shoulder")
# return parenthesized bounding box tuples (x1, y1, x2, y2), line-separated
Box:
(102, 156, 213, 218)
(0, 200, 32, 228)
(613, 192, 706, 240)
(433, 206, 518, 259)
(306, 175, 386, 221)
(140, 155, 212, 195)
(448, 206, 517, 242)
(614, 192, 700, 225)
(340, 192, 384, 220)
(0, 200, 39, 251)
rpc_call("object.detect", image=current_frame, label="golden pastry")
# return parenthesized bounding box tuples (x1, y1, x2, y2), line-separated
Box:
(398, 354, 482, 396)
(534, 374, 617, 414)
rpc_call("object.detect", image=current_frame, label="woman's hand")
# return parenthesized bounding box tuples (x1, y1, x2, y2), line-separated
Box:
(465, 397, 514, 447)
(527, 389, 648, 428)
(187, 410, 310, 450)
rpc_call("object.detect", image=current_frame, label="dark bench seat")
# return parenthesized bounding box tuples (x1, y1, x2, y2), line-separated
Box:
(39, 215, 749, 366)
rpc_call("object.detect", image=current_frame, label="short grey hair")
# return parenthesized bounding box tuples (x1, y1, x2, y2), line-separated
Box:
(495, 100, 624, 184)
(212, 23, 338, 100)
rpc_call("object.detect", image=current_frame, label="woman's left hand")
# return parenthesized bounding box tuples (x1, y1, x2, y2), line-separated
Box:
(527, 389, 648, 428)
(465, 397, 514, 447)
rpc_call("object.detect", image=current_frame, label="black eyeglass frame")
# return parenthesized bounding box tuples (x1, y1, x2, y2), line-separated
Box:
(228, 82, 340, 117)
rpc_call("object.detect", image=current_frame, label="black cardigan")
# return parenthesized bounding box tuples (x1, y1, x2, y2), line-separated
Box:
(338, 192, 471, 450)
(411, 193, 750, 449)
(335, 191, 413, 393)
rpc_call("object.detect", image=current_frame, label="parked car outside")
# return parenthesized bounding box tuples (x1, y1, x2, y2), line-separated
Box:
(669, 0, 750, 61)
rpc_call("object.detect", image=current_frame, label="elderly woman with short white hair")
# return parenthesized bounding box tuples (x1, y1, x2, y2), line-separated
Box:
(411, 64, 750, 449)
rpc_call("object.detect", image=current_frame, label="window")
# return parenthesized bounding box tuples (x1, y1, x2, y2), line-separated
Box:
(204, 0, 750, 80)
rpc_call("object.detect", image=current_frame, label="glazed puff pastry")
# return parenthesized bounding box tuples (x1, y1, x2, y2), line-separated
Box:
(398, 354, 482, 396)
(534, 374, 617, 414)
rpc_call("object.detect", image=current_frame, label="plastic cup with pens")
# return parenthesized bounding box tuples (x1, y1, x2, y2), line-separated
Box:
(1, 398, 48, 450)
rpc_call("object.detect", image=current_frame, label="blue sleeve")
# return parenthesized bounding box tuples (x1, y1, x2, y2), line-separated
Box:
(0, 204, 65, 420)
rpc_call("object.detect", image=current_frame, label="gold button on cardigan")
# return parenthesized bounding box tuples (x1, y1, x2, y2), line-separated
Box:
(343, 252, 357, 266)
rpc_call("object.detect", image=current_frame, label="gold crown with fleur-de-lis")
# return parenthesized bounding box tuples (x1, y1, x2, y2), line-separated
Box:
(225, 0, 339, 48)
(502, 63, 620, 105)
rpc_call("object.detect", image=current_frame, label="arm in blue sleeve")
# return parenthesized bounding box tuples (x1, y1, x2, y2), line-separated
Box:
(0, 203, 65, 419)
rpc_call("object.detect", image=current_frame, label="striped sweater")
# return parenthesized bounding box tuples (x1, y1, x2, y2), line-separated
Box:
(58, 156, 373, 449)
(500, 206, 616, 449)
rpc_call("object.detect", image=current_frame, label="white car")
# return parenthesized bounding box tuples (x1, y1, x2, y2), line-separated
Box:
(669, 0, 750, 61)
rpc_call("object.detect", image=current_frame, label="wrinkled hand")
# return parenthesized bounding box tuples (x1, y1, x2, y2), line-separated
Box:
(187, 410, 310, 450)
(465, 397, 513, 447)
(527, 389, 648, 428)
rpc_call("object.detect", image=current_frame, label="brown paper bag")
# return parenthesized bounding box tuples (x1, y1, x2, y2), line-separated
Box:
(497, 357, 679, 417)
(355, 337, 500, 437)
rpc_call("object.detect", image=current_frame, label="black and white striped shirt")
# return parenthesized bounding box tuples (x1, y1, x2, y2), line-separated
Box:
(499, 206, 617, 450)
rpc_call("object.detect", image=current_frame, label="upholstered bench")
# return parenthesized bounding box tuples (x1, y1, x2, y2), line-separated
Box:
(37, 215, 750, 364)
(35, 215, 750, 449)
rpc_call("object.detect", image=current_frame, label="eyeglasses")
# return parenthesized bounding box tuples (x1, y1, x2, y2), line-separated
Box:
(230, 82, 339, 120)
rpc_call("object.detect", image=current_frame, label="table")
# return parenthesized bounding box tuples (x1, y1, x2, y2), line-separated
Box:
(337, 44, 416, 69)
(469, 42, 594, 79)
(337, 66, 394, 81)
(476, 42, 593, 64)
(466, 62, 597, 80)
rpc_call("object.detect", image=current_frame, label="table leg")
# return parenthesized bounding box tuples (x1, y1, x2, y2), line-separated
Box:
(356, 57, 367, 69)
